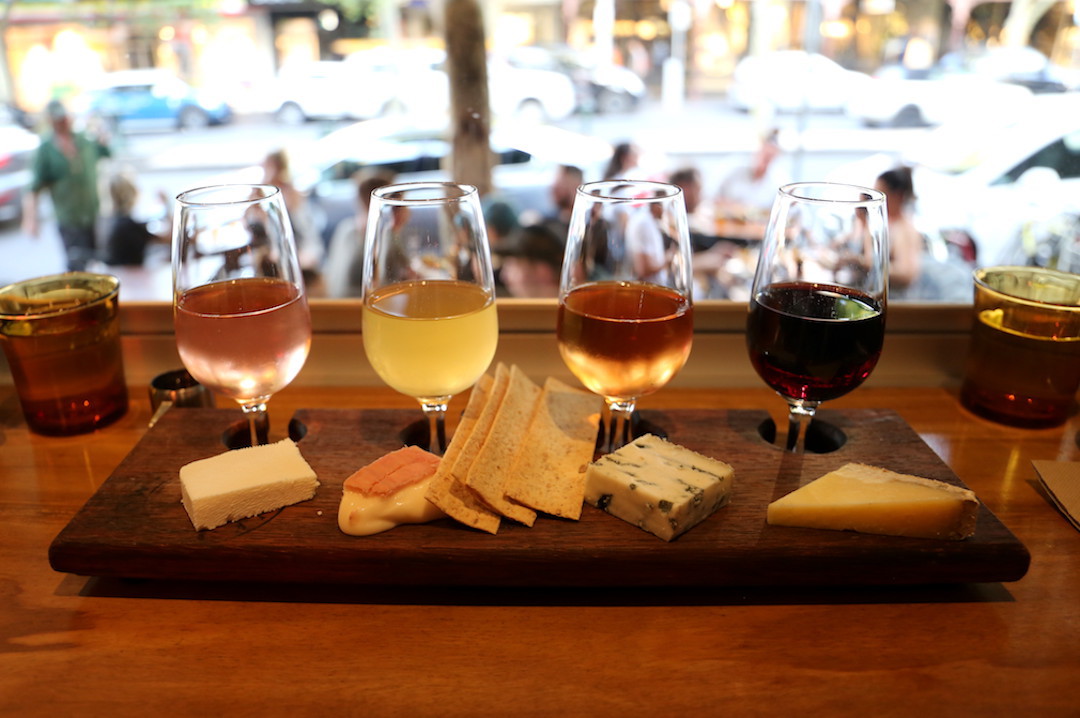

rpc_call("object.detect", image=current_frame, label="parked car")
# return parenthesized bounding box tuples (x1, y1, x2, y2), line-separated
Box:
(727, 51, 871, 113)
(937, 46, 1073, 93)
(504, 45, 646, 114)
(845, 45, 1054, 128)
(269, 61, 398, 125)
(75, 69, 232, 132)
(830, 93, 1080, 266)
(270, 48, 578, 126)
(845, 68, 1036, 127)
(0, 121, 40, 223)
(268, 49, 446, 125)
(222, 114, 612, 243)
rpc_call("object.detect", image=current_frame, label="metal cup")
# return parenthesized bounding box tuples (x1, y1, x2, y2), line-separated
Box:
(960, 266, 1080, 428)
(0, 272, 129, 436)
(148, 369, 214, 427)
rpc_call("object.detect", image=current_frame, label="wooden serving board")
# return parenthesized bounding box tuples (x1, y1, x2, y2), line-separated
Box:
(49, 407, 1030, 587)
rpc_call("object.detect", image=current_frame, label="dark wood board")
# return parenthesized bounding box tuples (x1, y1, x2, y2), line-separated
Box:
(49, 407, 1030, 587)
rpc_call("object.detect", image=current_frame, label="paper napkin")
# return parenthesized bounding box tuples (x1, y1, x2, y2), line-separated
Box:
(1033, 460, 1080, 533)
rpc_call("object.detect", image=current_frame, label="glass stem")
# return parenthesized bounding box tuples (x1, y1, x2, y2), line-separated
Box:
(605, 398, 636, 454)
(241, 402, 267, 447)
(421, 400, 448, 455)
(785, 400, 820, 452)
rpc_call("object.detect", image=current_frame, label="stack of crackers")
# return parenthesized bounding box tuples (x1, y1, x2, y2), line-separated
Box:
(425, 363, 603, 533)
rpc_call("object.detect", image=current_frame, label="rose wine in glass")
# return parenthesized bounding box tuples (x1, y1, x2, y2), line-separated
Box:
(361, 182, 498, 454)
(746, 181, 888, 451)
(172, 184, 312, 447)
(557, 180, 694, 454)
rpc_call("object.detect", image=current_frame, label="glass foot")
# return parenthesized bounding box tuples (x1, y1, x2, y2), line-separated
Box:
(756, 416, 846, 454)
(221, 415, 307, 449)
(594, 411, 668, 453)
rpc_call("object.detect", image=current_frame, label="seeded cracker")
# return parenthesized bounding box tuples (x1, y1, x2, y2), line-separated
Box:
(465, 365, 541, 526)
(425, 370, 502, 534)
(505, 378, 602, 520)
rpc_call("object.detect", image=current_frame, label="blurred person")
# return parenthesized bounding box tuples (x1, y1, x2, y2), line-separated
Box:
(102, 172, 169, 267)
(875, 166, 971, 301)
(496, 224, 565, 298)
(23, 99, 112, 271)
(875, 166, 922, 295)
(262, 149, 323, 274)
(483, 196, 520, 252)
(669, 166, 722, 252)
(625, 192, 672, 284)
(324, 173, 394, 298)
(602, 141, 642, 180)
(716, 129, 788, 220)
(670, 167, 742, 298)
(535, 163, 582, 243)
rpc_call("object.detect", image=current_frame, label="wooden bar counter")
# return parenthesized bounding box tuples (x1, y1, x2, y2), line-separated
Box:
(2, 300, 1078, 716)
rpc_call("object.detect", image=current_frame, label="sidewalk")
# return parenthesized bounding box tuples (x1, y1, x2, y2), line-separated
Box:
(1, 226, 67, 288)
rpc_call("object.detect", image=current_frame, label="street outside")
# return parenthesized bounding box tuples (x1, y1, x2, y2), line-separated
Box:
(0, 96, 927, 300)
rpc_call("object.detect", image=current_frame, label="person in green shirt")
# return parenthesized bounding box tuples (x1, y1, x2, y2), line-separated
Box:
(23, 99, 111, 271)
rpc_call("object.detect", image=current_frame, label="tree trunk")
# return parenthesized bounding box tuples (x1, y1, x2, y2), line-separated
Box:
(0, 0, 16, 106)
(444, 0, 492, 196)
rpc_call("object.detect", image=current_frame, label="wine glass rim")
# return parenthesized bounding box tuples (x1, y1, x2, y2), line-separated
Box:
(371, 181, 479, 205)
(577, 179, 682, 202)
(779, 181, 884, 205)
(175, 184, 281, 207)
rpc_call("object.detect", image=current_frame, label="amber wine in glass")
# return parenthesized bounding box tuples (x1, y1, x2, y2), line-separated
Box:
(361, 182, 498, 453)
(557, 180, 694, 454)
(172, 184, 312, 447)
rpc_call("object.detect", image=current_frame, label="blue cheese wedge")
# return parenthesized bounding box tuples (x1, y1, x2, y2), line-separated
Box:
(180, 438, 319, 531)
(585, 434, 734, 541)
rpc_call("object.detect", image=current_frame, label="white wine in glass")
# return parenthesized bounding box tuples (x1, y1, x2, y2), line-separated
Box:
(361, 182, 498, 454)
(172, 184, 312, 447)
(557, 180, 694, 454)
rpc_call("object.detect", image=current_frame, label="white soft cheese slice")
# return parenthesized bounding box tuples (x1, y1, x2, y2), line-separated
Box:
(180, 438, 319, 531)
(766, 463, 978, 540)
(585, 434, 734, 541)
(338, 480, 446, 537)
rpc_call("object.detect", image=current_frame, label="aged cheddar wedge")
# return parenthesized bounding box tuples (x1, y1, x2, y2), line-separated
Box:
(585, 434, 734, 541)
(766, 463, 979, 540)
(179, 438, 319, 531)
(339, 445, 446, 536)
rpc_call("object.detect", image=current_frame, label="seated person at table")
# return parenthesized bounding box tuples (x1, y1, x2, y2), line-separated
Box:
(324, 173, 395, 298)
(716, 128, 788, 222)
(538, 163, 583, 243)
(669, 167, 720, 252)
(496, 225, 565, 298)
(875, 166, 971, 302)
(102, 173, 168, 267)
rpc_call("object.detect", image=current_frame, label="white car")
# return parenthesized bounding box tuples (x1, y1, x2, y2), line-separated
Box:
(269, 60, 409, 124)
(266, 47, 576, 125)
(845, 65, 1037, 127)
(830, 93, 1080, 266)
(728, 51, 871, 113)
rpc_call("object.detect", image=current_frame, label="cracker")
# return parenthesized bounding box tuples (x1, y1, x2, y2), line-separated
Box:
(424, 371, 502, 534)
(505, 377, 602, 520)
(465, 365, 541, 526)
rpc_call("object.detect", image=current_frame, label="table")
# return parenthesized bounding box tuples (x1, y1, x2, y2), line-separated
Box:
(2, 383, 1078, 716)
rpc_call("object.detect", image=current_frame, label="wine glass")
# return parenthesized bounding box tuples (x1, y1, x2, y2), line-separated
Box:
(360, 182, 498, 455)
(746, 181, 888, 452)
(172, 184, 312, 448)
(557, 180, 694, 454)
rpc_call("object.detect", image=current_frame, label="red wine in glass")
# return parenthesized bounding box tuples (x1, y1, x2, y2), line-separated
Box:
(747, 282, 884, 403)
(745, 181, 889, 451)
